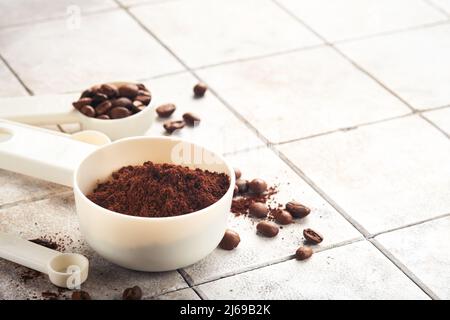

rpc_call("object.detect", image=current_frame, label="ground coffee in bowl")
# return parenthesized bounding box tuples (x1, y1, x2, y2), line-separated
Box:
(87, 161, 230, 218)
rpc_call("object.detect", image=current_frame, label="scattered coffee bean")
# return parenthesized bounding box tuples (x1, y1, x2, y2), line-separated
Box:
(236, 179, 249, 193)
(122, 286, 142, 300)
(156, 103, 176, 118)
(95, 100, 113, 115)
(285, 201, 310, 218)
(234, 168, 242, 180)
(80, 105, 96, 117)
(249, 178, 267, 194)
(134, 94, 151, 105)
(110, 107, 131, 119)
(295, 246, 313, 260)
(118, 84, 139, 99)
(183, 112, 201, 126)
(274, 210, 293, 225)
(72, 83, 151, 120)
(99, 83, 118, 98)
(219, 229, 240, 250)
(71, 290, 91, 300)
(249, 202, 268, 218)
(163, 120, 185, 134)
(303, 228, 323, 244)
(72, 97, 93, 110)
(256, 221, 279, 237)
(112, 97, 133, 109)
(233, 185, 239, 196)
(193, 82, 208, 97)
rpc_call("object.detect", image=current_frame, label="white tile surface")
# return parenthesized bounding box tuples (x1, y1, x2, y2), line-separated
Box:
(131, 0, 322, 67)
(376, 216, 450, 299)
(181, 147, 361, 284)
(277, 116, 450, 234)
(144, 73, 263, 154)
(0, 10, 184, 94)
(0, 194, 188, 299)
(153, 288, 200, 300)
(198, 241, 429, 299)
(423, 107, 450, 135)
(198, 46, 410, 143)
(0, 0, 117, 28)
(0, 169, 68, 206)
(278, 0, 447, 42)
(430, 0, 450, 14)
(0, 60, 28, 97)
(337, 24, 450, 110)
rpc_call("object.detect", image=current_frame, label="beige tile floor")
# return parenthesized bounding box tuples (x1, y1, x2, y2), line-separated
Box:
(0, 0, 449, 300)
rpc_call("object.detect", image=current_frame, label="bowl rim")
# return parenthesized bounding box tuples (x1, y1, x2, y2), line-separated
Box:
(73, 136, 235, 222)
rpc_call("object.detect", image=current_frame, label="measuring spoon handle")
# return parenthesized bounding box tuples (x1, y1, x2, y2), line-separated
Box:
(0, 120, 96, 186)
(0, 95, 79, 125)
(0, 232, 59, 274)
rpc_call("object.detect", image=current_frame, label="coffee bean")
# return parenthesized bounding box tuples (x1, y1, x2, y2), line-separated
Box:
(233, 185, 239, 196)
(303, 228, 323, 244)
(136, 83, 147, 91)
(118, 84, 139, 99)
(249, 178, 267, 194)
(183, 112, 201, 126)
(274, 209, 293, 225)
(249, 202, 268, 218)
(295, 246, 313, 260)
(156, 103, 176, 118)
(80, 89, 93, 99)
(163, 120, 185, 134)
(111, 97, 133, 109)
(99, 83, 118, 98)
(71, 290, 91, 300)
(110, 107, 131, 119)
(285, 201, 311, 219)
(193, 82, 208, 97)
(96, 114, 110, 120)
(219, 229, 240, 250)
(72, 97, 93, 110)
(95, 100, 113, 115)
(122, 286, 142, 300)
(80, 105, 96, 117)
(234, 168, 242, 180)
(138, 89, 151, 97)
(92, 92, 108, 104)
(134, 94, 151, 105)
(236, 179, 248, 193)
(131, 104, 145, 114)
(256, 221, 279, 237)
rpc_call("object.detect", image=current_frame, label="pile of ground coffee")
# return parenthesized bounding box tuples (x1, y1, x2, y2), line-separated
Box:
(87, 161, 230, 217)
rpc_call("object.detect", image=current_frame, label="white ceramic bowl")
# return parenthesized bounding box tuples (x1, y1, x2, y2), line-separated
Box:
(73, 136, 235, 271)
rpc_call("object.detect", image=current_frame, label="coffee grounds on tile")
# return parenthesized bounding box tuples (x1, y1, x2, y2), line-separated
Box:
(87, 161, 230, 217)
(30, 238, 58, 250)
(231, 186, 278, 216)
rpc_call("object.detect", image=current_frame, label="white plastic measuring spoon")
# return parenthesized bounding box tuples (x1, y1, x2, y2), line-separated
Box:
(0, 82, 154, 141)
(0, 232, 89, 288)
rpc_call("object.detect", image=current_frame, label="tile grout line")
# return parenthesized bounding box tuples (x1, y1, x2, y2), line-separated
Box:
(419, 113, 450, 139)
(177, 269, 209, 300)
(271, 0, 418, 113)
(271, 0, 443, 300)
(0, 190, 73, 211)
(0, 53, 33, 96)
(369, 212, 450, 238)
(423, 0, 450, 18)
(368, 239, 440, 299)
(186, 237, 365, 289)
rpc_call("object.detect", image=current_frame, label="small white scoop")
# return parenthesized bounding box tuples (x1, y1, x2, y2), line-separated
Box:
(0, 232, 89, 288)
